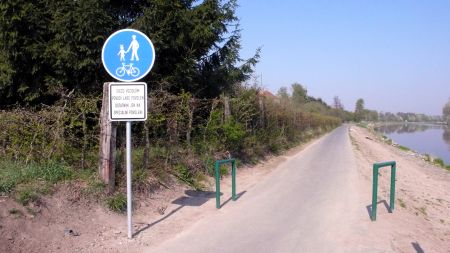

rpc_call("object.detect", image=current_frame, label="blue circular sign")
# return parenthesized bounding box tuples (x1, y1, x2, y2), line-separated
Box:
(102, 29, 155, 82)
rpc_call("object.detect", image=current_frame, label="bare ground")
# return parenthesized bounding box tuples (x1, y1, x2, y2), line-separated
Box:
(1, 126, 450, 253)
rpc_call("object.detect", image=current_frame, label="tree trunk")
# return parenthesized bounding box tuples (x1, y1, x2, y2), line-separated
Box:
(186, 99, 194, 145)
(223, 96, 231, 121)
(99, 83, 117, 193)
(258, 95, 265, 128)
(143, 121, 150, 170)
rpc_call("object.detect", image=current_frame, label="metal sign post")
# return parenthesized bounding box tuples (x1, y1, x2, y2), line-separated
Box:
(102, 28, 155, 239)
(126, 121, 132, 238)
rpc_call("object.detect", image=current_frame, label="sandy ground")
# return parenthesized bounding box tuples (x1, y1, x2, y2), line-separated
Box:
(348, 125, 450, 253)
(1, 125, 450, 253)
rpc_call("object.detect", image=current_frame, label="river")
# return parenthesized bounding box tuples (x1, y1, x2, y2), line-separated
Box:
(375, 123, 450, 165)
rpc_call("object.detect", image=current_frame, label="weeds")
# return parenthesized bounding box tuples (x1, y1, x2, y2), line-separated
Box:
(398, 198, 407, 208)
(9, 208, 23, 216)
(433, 158, 445, 167)
(133, 169, 149, 192)
(174, 164, 204, 190)
(416, 206, 427, 216)
(81, 175, 106, 197)
(106, 193, 127, 213)
(16, 189, 39, 205)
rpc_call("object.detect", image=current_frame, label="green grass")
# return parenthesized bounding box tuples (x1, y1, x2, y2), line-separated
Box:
(16, 188, 39, 205)
(398, 145, 411, 152)
(0, 160, 74, 207)
(133, 168, 149, 192)
(0, 160, 73, 195)
(106, 193, 127, 213)
(172, 164, 207, 191)
(433, 158, 445, 167)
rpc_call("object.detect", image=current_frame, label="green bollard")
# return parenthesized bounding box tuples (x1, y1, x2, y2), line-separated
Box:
(390, 163, 396, 211)
(232, 161, 236, 201)
(215, 161, 220, 209)
(371, 161, 396, 221)
(214, 159, 237, 209)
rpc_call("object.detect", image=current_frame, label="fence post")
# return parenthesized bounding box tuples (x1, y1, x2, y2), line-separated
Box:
(99, 82, 117, 193)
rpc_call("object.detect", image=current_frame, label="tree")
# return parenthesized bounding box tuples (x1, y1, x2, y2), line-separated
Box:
(0, 0, 115, 105)
(291, 83, 308, 106)
(132, 0, 259, 98)
(443, 100, 450, 124)
(277, 86, 289, 100)
(333, 96, 344, 110)
(0, 0, 259, 106)
(354, 98, 365, 121)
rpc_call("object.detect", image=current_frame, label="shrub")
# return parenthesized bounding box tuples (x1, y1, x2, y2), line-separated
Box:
(434, 158, 445, 167)
(106, 193, 127, 213)
(133, 169, 149, 192)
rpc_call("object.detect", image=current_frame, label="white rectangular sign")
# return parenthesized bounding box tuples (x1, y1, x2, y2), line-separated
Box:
(109, 82, 147, 121)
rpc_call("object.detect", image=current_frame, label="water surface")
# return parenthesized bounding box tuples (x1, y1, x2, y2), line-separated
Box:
(375, 123, 450, 165)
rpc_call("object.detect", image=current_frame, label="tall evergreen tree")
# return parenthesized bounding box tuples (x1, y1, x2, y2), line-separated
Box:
(0, 0, 259, 106)
(355, 98, 365, 121)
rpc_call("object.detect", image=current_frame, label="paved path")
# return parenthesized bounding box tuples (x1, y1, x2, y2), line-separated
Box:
(147, 125, 361, 253)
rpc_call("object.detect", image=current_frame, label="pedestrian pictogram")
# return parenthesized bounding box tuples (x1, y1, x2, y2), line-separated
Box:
(102, 29, 155, 82)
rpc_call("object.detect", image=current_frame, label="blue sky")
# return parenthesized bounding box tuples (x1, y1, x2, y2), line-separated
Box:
(236, 0, 450, 115)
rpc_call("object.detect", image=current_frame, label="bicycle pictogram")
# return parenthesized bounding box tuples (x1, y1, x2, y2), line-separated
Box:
(115, 63, 140, 77)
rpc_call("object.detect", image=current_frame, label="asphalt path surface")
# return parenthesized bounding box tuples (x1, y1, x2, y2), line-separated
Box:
(148, 125, 361, 253)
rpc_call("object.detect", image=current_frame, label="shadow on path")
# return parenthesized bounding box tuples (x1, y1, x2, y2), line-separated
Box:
(366, 200, 391, 220)
(220, 191, 247, 208)
(133, 190, 217, 237)
(412, 242, 425, 253)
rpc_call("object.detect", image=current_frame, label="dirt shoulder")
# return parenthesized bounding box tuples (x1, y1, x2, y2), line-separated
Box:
(348, 125, 450, 253)
(0, 137, 318, 253)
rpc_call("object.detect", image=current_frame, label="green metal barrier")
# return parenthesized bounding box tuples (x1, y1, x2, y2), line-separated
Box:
(215, 159, 237, 209)
(371, 161, 396, 221)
